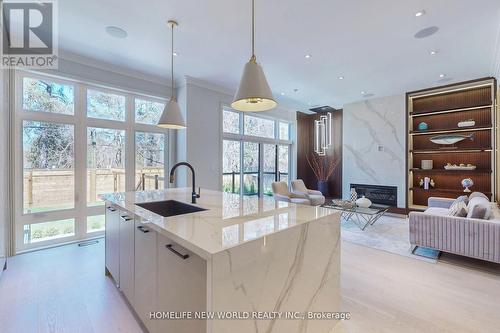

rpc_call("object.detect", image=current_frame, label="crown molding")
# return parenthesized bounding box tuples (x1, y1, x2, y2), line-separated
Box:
(58, 50, 171, 88)
(184, 75, 235, 96)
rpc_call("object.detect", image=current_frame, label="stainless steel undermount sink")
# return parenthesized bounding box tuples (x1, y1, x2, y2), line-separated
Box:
(136, 200, 207, 217)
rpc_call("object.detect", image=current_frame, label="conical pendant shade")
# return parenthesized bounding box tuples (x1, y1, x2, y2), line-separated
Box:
(158, 19, 186, 129)
(158, 99, 186, 129)
(232, 58, 277, 112)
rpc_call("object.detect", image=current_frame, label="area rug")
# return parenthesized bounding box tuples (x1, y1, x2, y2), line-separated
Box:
(341, 214, 500, 275)
(340, 214, 437, 263)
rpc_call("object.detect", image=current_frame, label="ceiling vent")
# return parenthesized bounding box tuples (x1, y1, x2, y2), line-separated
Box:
(309, 105, 338, 113)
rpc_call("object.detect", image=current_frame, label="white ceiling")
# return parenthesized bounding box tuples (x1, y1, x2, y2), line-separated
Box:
(56, 0, 500, 110)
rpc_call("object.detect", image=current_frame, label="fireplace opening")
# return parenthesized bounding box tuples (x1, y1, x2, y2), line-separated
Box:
(350, 184, 397, 207)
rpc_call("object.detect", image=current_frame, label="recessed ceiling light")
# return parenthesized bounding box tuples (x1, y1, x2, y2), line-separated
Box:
(429, 50, 438, 55)
(305, 54, 312, 59)
(338, 76, 344, 80)
(105, 26, 128, 39)
(173, 52, 178, 57)
(415, 10, 426, 17)
(361, 91, 366, 95)
(439, 74, 446, 78)
(280, 92, 285, 96)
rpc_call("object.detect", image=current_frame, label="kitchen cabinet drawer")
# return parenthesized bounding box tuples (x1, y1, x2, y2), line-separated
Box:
(105, 205, 120, 285)
(134, 221, 158, 333)
(157, 233, 206, 333)
(119, 212, 135, 303)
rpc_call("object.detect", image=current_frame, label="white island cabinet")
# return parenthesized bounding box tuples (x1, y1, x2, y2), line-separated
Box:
(134, 220, 158, 333)
(103, 188, 341, 333)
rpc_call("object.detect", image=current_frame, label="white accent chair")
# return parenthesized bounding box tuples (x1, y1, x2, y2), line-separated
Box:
(291, 179, 326, 206)
(271, 181, 311, 205)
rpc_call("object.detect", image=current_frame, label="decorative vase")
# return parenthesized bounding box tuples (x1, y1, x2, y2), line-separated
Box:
(418, 122, 429, 130)
(356, 196, 372, 208)
(461, 178, 473, 192)
(350, 188, 358, 202)
(317, 180, 329, 197)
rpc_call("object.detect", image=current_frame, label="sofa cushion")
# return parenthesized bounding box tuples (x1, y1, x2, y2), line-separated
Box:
(466, 196, 491, 220)
(424, 207, 450, 216)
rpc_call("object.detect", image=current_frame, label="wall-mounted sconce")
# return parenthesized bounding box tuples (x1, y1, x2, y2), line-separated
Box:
(314, 112, 332, 155)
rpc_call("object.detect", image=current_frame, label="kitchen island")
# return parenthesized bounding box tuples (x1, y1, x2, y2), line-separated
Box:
(102, 187, 341, 333)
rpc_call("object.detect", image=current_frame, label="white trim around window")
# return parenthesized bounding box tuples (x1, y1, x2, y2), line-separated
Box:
(13, 70, 170, 253)
(221, 105, 293, 196)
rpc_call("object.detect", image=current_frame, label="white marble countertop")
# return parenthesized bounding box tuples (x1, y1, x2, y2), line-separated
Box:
(101, 188, 339, 259)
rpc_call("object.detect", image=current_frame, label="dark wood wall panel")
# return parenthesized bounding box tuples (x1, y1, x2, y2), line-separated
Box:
(412, 130, 491, 151)
(412, 173, 491, 192)
(412, 86, 491, 114)
(412, 151, 491, 170)
(411, 108, 491, 132)
(407, 77, 496, 208)
(296, 111, 343, 198)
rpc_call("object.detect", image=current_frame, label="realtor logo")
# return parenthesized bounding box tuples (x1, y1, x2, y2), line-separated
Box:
(1, 0, 58, 68)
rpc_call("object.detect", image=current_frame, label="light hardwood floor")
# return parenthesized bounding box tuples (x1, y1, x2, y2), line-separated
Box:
(0, 239, 499, 333)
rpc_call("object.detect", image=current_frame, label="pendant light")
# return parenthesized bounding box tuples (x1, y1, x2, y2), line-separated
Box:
(231, 0, 277, 112)
(158, 20, 186, 129)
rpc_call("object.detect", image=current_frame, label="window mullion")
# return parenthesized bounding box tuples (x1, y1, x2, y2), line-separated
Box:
(74, 82, 87, 240)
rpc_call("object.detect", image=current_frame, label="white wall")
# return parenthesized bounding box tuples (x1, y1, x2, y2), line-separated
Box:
(176, 77, 297, 191)
(342, 95, 406, 207)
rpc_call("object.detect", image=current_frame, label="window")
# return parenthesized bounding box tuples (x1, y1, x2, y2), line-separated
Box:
(262, 144, 277, 196)
(279, 145, 289, 183)
(222, 140, 241, 194)
(136, 132, 166, 190)
(23, 77, 74, 115)
(223, 110, 240, 134)
(243, 142, 259, 195)
(15, 72, 169, 252)
(279, 122, 290, 141)
(87, 89, 126, 121)
(24, 219, 75, 244)
(135, 98, 165, 125)
(87, 215, 105, 233)
(87, 127, 126, 206)
(244, 115, 275, 138)
(23, 121, 75, 213)
(222, 107, 293, 196)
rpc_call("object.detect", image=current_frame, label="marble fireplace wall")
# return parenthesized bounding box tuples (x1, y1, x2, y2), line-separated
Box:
(342, 95, 406, 208)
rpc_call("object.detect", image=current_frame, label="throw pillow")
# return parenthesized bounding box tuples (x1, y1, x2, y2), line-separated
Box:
(451, 195, 469, 206)
(466, 197, 491, 219)
(448, 201, 468, 217)
(469, 192, 489, 201)
(469, 205, 488, 219)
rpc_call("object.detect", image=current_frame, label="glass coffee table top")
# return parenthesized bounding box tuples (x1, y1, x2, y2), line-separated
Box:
(322, 200, 389, 230)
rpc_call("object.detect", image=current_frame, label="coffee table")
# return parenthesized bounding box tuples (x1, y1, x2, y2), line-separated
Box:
(322, 201, 389, 230)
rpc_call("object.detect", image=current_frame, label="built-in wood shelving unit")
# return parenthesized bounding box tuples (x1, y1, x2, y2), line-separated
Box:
(406, 78, 497, 210)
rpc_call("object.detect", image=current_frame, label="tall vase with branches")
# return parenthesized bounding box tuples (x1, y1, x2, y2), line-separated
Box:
(306, 153, 339, 196)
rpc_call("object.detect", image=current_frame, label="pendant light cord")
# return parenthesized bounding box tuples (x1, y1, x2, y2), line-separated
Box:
(171, 23, 175, 99)
(251, 0, 255, 61)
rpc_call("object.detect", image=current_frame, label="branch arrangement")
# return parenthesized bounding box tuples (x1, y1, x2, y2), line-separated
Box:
(306, 153, 339, 181)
